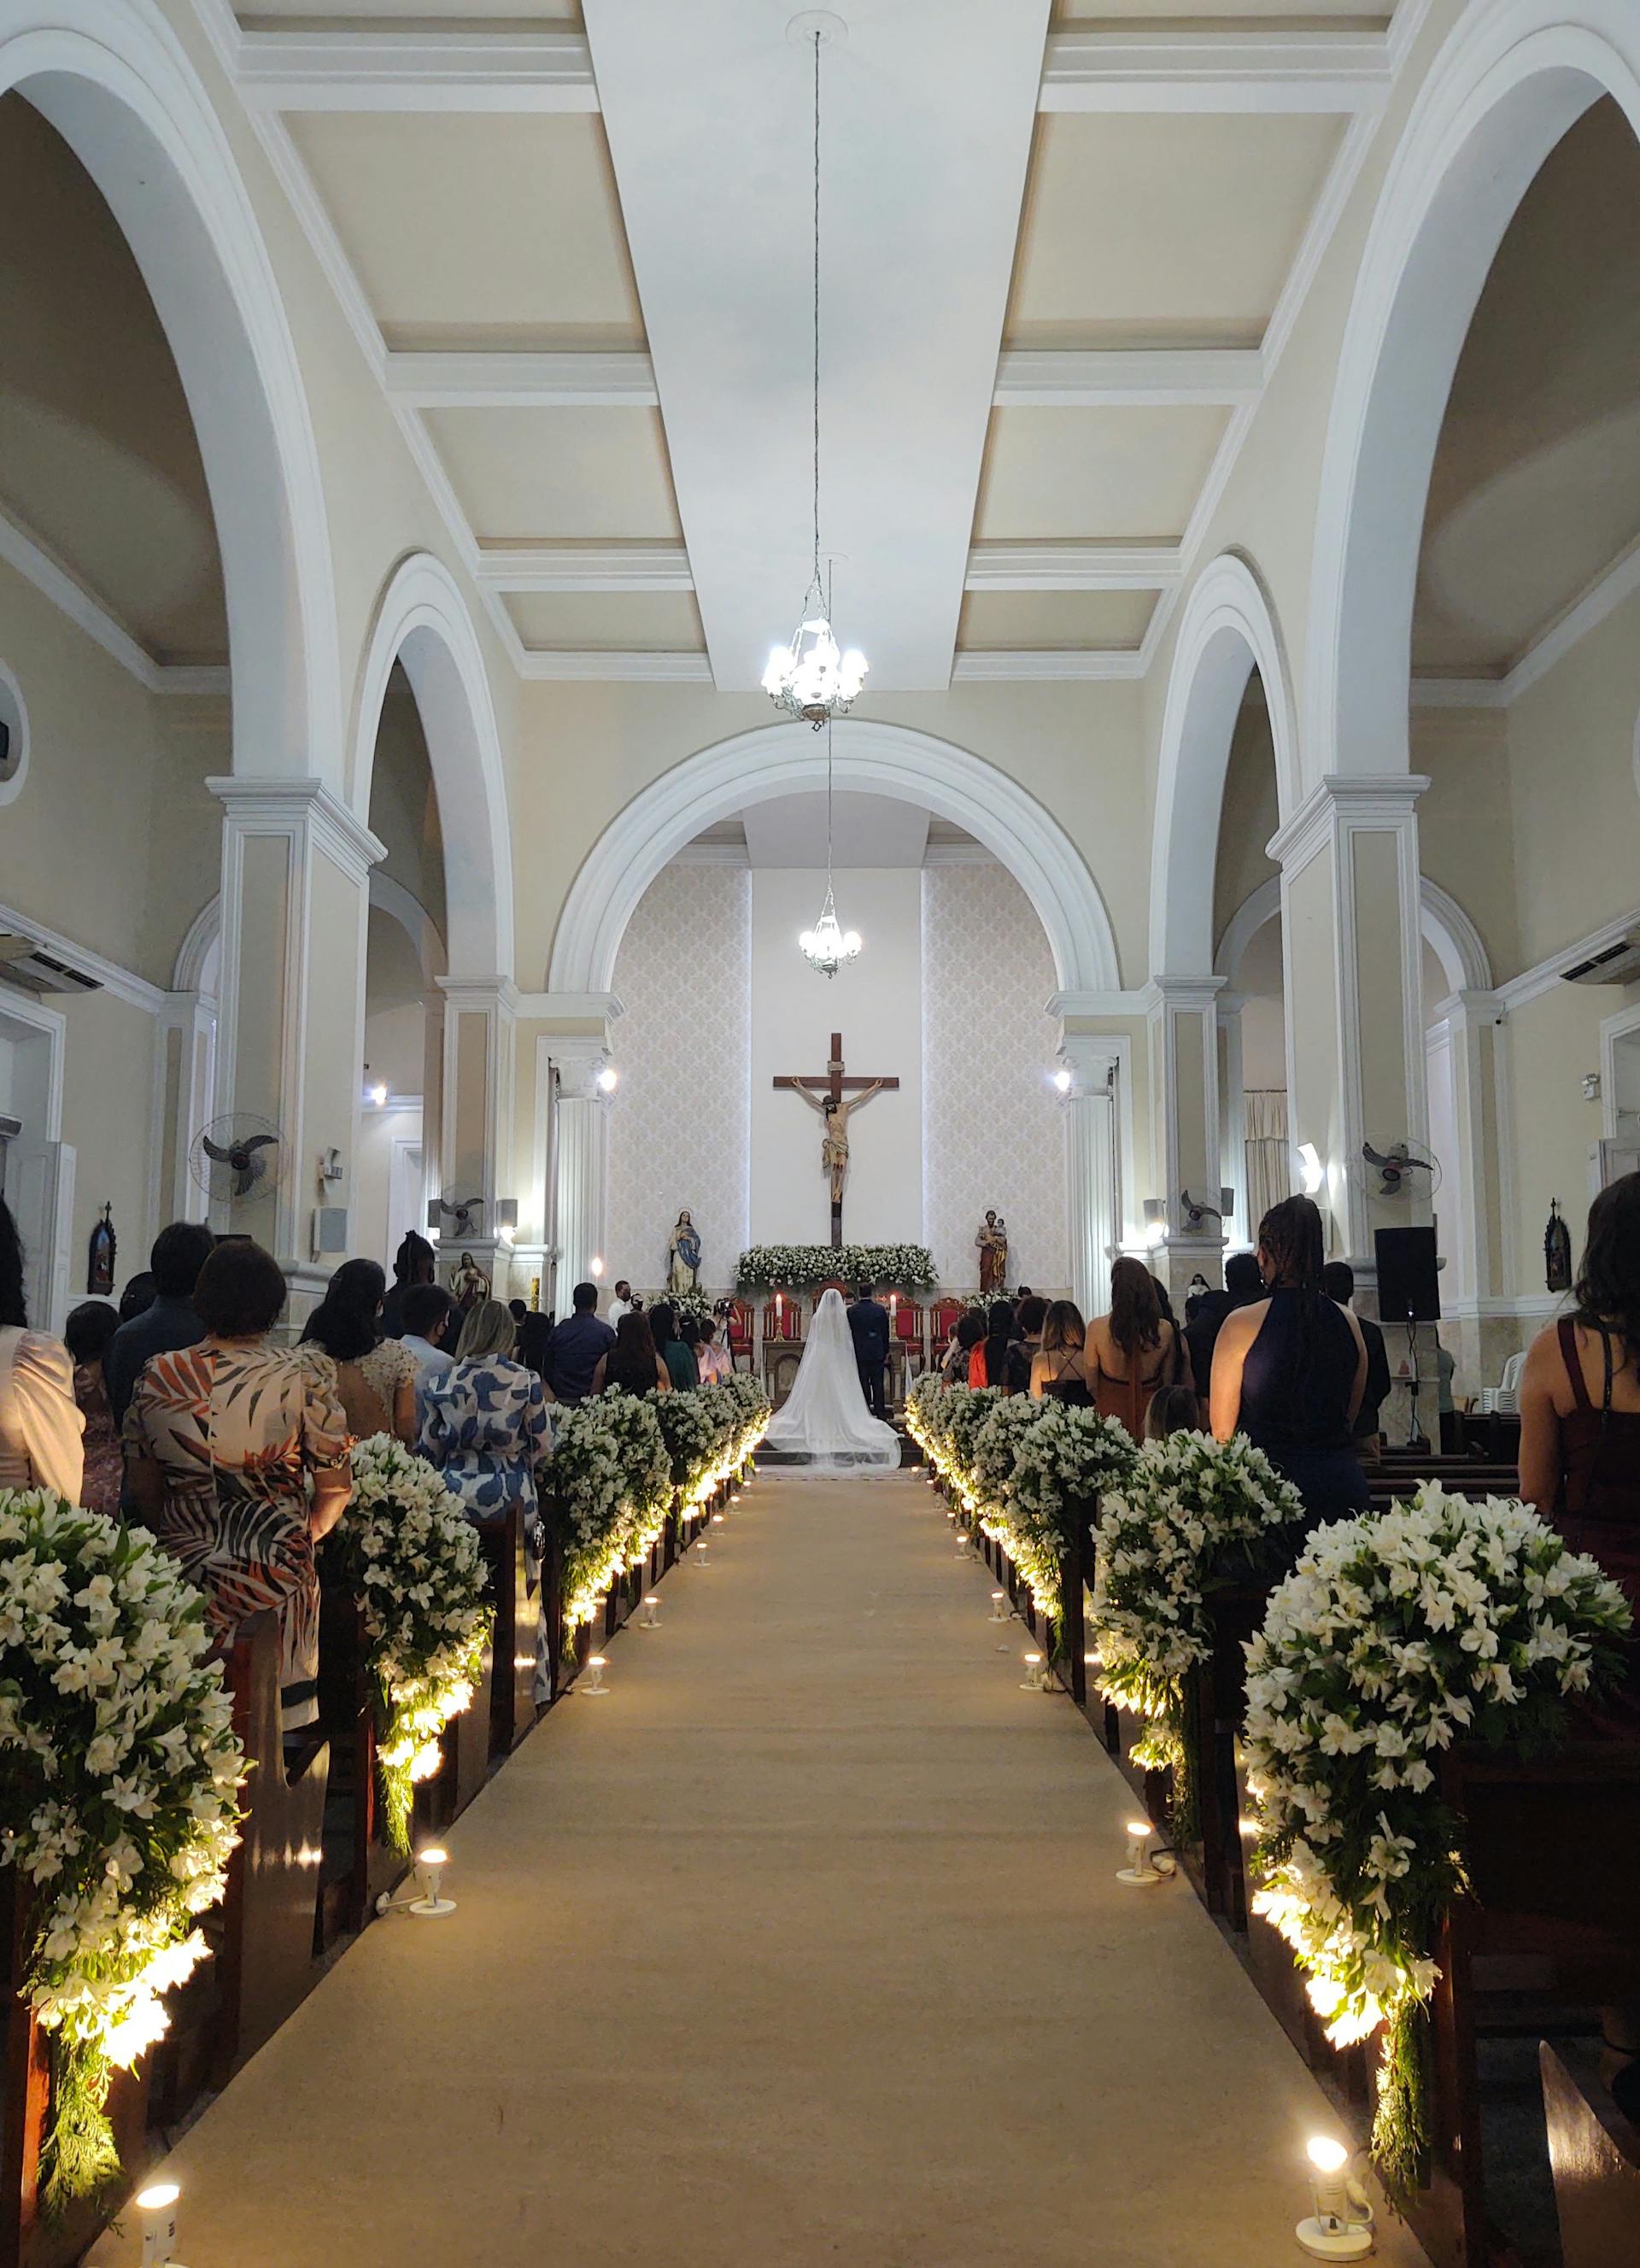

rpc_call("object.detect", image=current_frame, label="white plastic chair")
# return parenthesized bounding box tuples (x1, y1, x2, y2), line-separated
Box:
(1501, 1351, 1527, 1395)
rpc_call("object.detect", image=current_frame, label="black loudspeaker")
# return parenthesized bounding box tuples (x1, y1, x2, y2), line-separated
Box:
(1374, 1225, 1441, 1323)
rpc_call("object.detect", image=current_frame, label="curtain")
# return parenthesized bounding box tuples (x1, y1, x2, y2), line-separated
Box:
(1243, 1088, 1291, 1232)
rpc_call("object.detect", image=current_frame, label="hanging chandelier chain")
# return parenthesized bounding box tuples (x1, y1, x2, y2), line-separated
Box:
(811, 27, 823, 593)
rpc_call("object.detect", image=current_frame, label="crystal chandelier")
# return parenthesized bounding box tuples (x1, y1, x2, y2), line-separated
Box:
(762, 20, 867, 730)
(798, 718, 862, 977)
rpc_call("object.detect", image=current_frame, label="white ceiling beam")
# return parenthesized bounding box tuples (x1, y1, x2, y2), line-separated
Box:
(993, 347, 1262, 408)
(384, 351, 658, 409)
(951, 649, 1146, 683)
(234, 28, 599, 113)
(512, 650, 712, 683)
(475, 544, 693, 594)
(1039, 27, 1391, 114)
(965, 542, 1180, 592)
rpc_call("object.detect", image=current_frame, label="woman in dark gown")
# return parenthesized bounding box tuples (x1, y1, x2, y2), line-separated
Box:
(1028, 1300, 1096, 1407)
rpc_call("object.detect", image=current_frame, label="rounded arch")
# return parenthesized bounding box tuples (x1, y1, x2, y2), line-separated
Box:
(1150, 552, 1299, 976)
(1308, 3, 1640, 782)
(349, 553, 514, 981)
(0, 0, 341, 780)
(548, 718, 1121, 998)
(1214, 872, 1493, 998)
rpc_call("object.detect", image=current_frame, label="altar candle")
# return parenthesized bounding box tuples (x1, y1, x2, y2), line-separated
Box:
(890, 1292, 899, 1322)
(775, 1290, 783, 1327)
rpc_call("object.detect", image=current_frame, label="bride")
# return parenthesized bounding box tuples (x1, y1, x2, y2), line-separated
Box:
(761, 1287, 901, 1473)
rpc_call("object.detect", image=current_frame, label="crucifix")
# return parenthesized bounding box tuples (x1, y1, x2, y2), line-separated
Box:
(773, 1031, 899, 1249)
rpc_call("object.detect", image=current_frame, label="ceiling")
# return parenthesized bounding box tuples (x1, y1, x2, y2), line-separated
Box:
(677, 788, 982, 869)
(221, 0, 1389, 687)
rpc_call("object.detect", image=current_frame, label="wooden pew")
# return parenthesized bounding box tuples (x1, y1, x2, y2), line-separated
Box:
(476, 1503, 536, 1749)
(1540, 2039, 1640, 2268)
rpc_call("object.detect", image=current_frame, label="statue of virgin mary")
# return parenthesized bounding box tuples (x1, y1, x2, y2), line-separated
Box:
(667, 1210, 702, 1293)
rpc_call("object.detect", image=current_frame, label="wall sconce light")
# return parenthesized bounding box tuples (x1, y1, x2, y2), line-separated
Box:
(1052, 1066, 1072, 1094)
(597, 1064, 619, 1093)
(138, 2181, 184, 2265)
(1143, 1197, 1168, 1248)
(1296, 2136, 1374, 2259)
(589, 1254, 605, 1279)
(1297, 1142, 1325, 1197)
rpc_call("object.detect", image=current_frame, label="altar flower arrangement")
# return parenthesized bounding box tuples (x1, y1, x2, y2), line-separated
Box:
(1244, 1483, 1632, 2197)
(1004, 1404, 1137, 1622)
(0, 1489, 245, 2212)
(331, 1438, 493, 1855)
(735, 1243, 937, 1293)
(1092, 1432, 1303, 1811)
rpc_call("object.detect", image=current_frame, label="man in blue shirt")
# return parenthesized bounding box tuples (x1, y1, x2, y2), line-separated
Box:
(544, 1280, 616, 1405)
(103, 1219, 216, 1427)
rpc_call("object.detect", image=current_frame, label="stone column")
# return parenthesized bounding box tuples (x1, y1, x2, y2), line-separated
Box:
(208, 777, 383, 1310)
(1059, 1034, 1122, 1317)
(1147, 974, 1227, 1297)
(1426, 986, 1512, 1389)
(549, 1038, 612, 1307)
(1216, 990, 1248, 1248)
(435, 976, 518, 1300)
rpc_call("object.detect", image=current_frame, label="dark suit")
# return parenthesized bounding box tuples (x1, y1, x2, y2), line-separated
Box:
(848, 1297, 890, 1420)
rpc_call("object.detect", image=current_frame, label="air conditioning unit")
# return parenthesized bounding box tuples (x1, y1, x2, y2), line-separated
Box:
(0, 934, 99, 997)
(1561, 930, 1640, 987)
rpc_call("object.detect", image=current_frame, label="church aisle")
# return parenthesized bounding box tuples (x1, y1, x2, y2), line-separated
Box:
(138, 1475, 1428, 2268)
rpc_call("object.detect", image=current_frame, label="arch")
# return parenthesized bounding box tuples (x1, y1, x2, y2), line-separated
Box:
(547, 718, 1121, 998)
(174, 869, 448, 999)
(1214, 872, 1493, 998)
(0, 1, 341, 781)
(1308, 3, 1640, 782)
(348, 553, 515, 981)
(1149, 551, 1299, 976)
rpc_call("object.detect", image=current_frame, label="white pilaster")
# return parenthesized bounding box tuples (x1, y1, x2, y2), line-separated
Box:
(1216, 990, 1247, 1248)
(1058, 1034, 1122, 1317)
(550, 1037, 612, 1306)
(1146, 972, 1227, 1290)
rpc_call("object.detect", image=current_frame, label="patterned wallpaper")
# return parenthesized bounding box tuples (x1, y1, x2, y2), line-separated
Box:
(606, 863, 750, 1291)
(922, 863, 1069, 1292)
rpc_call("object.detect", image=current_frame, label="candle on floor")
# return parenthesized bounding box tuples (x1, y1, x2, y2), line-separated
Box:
(138, 2182, 181, 2266)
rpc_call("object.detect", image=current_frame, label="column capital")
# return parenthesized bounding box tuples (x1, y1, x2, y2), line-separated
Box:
(514, 989, 625, 1026)
(1144, 973, 1227, 1017)
(436, 975, 520, 1021)
(1267, 771, 1430, 871)
(1057, 1032, 1122, 1092)
(207, 774, 386, 884)
(550, 1037, 613, 1101)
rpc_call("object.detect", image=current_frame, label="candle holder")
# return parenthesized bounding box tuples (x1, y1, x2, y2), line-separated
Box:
(1116, 1820, 1163, 1886)
(640, 1595, 661, 1629)
(1296, 2137, 1375, 2259)
(989, 1590, 1008, 1622)
(1020, 1650, 1046, 1691)
(138, 2182, 184, 2266)
(409, 1845, 456, 1917)
(582, 1654, 609, 1696)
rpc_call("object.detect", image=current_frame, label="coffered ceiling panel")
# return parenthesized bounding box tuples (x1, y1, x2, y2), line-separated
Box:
(424, 406, 681, 537)
(239, 2, 582, 18)
(501, 591, 704, 651)
(975, 405, 1229, 540)
(1052, 2, 1387, 18)
(958, 589, 1158, 649)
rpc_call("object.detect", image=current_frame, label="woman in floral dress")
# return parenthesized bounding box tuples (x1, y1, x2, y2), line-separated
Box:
(417, 1298, 553, 1530)
(123, 1239, 352, 1742)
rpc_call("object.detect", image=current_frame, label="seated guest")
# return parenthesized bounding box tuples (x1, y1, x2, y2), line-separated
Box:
(104, 1219, 215, 1427)
(651, 1301, 699, 1392)
(515, 1310, 554, 1380)
(64, 1299, 121, 1515)
(1030, 1302, 1093, 1405)
(1321, 1262, 1391, 1463)
(969, 1299, 1018, 1391)
(1184, 1251, 1262, 1399)
(1144, 1383, 1204, 1441)
(118, 1271, 157, 1324)
(400, 1282, 458, 1383)
(544, 1280, 617, 1406)
(380, 1230, 436, 1340)
(942, 1308, 986, 1385)
(123, 1239, 351, 1741)
(508, 1298, 529, 1324)
(694, 1315, 731, 1384)
(0, 1198, 84, 1503)
(419, 1298, 552, 1527)
(1087, 1259, 1191, 1436)
(593, 1310, 671, 1397)
(1003, 1294, 1048, 1395)
(299, 1257, 417, 1444)
(1210, 1195, 1368, 1516)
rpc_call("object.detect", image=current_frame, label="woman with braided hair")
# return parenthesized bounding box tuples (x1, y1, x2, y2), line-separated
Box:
(1209, 1193, 1369, 1515)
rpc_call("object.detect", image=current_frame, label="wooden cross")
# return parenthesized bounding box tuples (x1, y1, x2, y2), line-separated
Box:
(773, 1031, 899, 1249)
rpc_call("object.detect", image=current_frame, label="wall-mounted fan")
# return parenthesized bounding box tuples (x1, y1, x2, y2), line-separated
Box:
(428, 1193, 484, 1240)
(191, 1113, 283, 1205)
(1357, 1140, 1442, 1203)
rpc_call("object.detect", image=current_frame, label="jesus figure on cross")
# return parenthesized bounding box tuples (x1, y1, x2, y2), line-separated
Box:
(774, 1032, 898, 1245)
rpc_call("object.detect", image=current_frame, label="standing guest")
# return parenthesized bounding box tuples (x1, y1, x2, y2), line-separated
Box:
(650, 1301, 699, 1392)
(694, 1316, 732, 1385)
(64, 1299, 121, 1515)
(608, 1280, 636, 1327)
(118, 1271, 157, 1324)
(0, 1198, 84, 1502)
(1144, 1383, 1204, 1440)
(968, 1298, 1018, 1392)
(400, 1283, 458, 1384)
(942, 1308, 987, 1385)
(103, 1220, 216, 1429)
(848, 1285, 891, 1416)
(544, 1280, 617, 1406)
(1435, 1335, 1460, 1454)
(508, 1298, 529, 1325)
(299, 1258, 418, 1445)
(1211, 1195, 1368, 1517)
(515, 1310, 554, 1381)
(1003, 1295, 1048, 1395)
(1321, 1262, 1392, 1464)
(593, 1310, 671, 1397)
(379, 1231, 436, 1340)
(418, 1299, 553, 1527)
(1087, 1259, 1191, 1437)
(123, 1239, 351, 1742)
(1184, 1252, 1262, 1409)
(1030, 1302, 1094, 1405)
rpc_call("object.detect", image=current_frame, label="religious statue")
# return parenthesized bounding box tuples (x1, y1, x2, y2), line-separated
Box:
(86, 1201, 116, 1297)
(668, 1210, 702, 1293)
(1544, 1199, 1573, 1293)
(789, 1081, 886, 1208)
(451, 1249, 490, 1314)
(975, 1210, 1008, 1297)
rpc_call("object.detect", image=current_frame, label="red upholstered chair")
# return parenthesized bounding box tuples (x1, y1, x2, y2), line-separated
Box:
(932, 1298, 966, 1345)
(726, 1300, 753, 1371)
(893, 1299, 925, 1345)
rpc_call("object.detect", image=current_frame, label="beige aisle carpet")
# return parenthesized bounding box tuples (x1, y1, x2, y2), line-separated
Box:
(131, 1474, 1428, 2266)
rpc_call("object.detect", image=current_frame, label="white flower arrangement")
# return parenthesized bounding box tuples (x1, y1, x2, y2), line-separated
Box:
(1092, 1431, 1303, 1802)
(735, 1244, 937, 1292)
(653, 1386, 727, 1509)
(1004, 1404, 1137, 1622)
(939, 1386, 1003, 1513)
(1244, 1481, 1633, 2196)
(0, 1488, 245, 2212)
(544, 1393, 672, 1637)
(331, 1438, 493, 1855)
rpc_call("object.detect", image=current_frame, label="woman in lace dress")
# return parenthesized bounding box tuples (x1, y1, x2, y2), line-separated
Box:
(299, 1257, 418, 1444)
(0, 1198, 84, 1503)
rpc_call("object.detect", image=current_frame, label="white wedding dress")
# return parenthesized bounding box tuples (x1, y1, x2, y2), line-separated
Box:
(760, 1288, 901, 1474)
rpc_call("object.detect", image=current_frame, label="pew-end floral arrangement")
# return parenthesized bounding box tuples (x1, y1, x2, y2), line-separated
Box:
(334, 1438, 493, 1855)
(544, 1392, 673, 1642)
(0, 1489, 245, 2214)
(1003, 1402, 1138, 1625)
(1243, 1481, 1631, 2201)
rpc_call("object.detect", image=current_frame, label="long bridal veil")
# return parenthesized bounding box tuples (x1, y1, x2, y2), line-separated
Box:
(761, 1288, 901, 1474)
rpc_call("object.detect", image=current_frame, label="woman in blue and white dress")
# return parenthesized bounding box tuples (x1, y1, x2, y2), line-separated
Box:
(418, 1298, 553, 1532)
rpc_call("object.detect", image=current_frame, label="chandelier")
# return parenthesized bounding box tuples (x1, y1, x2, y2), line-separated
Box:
(762, 17, 868, 730)
(798, 718, 862, 977)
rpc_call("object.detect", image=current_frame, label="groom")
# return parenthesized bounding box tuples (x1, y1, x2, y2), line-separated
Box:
(848, 1283, 891, 1420)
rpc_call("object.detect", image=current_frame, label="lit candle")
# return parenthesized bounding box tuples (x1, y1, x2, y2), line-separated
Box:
(890, 1292, 899, 1322)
